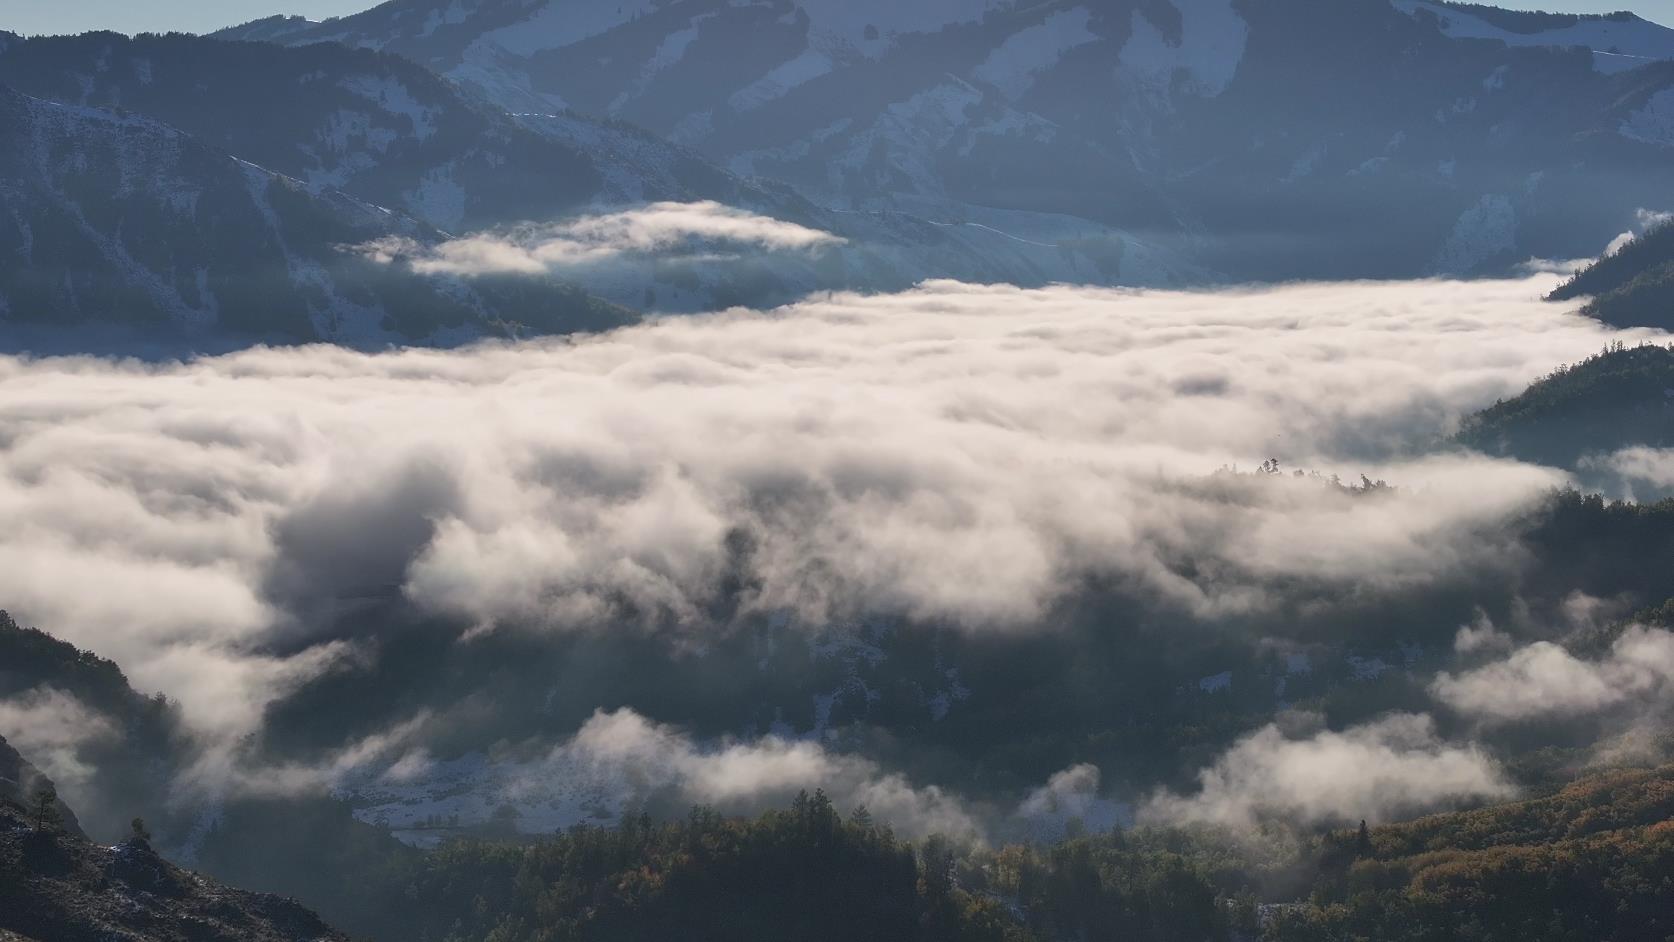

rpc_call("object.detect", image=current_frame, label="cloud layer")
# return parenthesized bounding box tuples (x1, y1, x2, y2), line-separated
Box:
(0, 275, 1653, 741)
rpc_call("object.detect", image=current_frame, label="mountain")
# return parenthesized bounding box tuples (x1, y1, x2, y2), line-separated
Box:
(0, 797, 350, 942)
(0, 611, 180, 840)
(0, 734, 83, 838)
(1406, 1, 1674, 71)
(0, 82, 627, 349)
(0, 30, 1189, 316)
(1458, 343, 1674, 471)
(0, 29, 758, 233)
(1551, 220, 1674, 329)
(1266, 764, 1674, 941)
(216, 0, 1674, 280)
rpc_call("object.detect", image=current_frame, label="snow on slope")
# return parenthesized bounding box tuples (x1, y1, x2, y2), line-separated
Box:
(341, 74, 440, 141)
(1394, 0, 1674, 73)
(729, 48, 835, 112)
(479, 0, 656, 56)
(1621, 87, 1674, 147)
(973, 7, 1099, 100)
(800, 0, 1009, 54)
(1119, 0, 1250, 97)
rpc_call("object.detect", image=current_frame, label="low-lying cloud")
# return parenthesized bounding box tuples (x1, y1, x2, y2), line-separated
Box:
(0, 688, 116, 795)
(337, 708, 1126, 845)
(358, 201, 843, 276)
(1432, 626, 1674, 724)
(0, 275, 1655, 740)
(1139, 712, 1514, 828)
(562, 709, 980, 840)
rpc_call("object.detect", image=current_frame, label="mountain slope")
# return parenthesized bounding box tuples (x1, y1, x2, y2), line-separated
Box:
(1267, 765, 1674, 942)
(0, 734, 83, 839)
(1, 30, 1191, 311)
(1550, 221, 1674, 329)
(1457, 343, 1674, 470)
(0, 83, 628, 349)
(0, 611, 180, 840)
(1401, 1, 1674, 72)
(0, 798, 350, 942)
(217, 0, 1674, 280)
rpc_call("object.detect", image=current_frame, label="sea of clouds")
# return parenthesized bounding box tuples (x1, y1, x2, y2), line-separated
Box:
(4, 269, 1670, 838)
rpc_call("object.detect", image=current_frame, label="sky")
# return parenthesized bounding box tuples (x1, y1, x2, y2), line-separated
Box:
(3, 0, 1670, 37)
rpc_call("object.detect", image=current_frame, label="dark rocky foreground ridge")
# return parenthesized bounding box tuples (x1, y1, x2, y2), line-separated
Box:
(0, 784, 348, 942)
(0, 733, 83, 839)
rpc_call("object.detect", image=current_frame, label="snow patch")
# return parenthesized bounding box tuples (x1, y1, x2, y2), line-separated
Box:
(972, 8, 1098, 100)
(802, 0, 1009, 54)
(340, 75, 439, 141)
(729, 49, 834, 112)
(419, 0, 473, 38)
(404, 166, 468, 230)
(1346, 655, 1394, 681)
(480, 0, 658, 56)
(1433, 193, 1517, 273)
(1118, 0, 1249, 99)
(1621, 87, 1674, 147)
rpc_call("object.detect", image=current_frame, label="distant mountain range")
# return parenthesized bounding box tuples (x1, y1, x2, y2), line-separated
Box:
(3, 0, 1673, 345)
(218, 0, 1674, 280)
(0, 77, 628, 349)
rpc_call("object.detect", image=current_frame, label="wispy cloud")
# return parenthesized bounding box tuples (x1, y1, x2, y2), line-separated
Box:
(0, 688, 116, 795)
(1139, 712, 1513, 828)
(357, 201, 844, 276)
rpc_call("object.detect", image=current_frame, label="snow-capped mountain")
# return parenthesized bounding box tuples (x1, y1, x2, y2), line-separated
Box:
(0, 30, 1193, 318)
(220, 0, 1674, 279)
(1393, 1, 1674, 73)
(0, 84, 627, 348)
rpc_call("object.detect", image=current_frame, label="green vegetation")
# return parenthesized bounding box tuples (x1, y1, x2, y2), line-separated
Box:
(195, 769, 1674, 942)
(276, 790, 1230, 942)
(1457, 342, 1674, 468)
(1551, 222, 1674, 331)
(1266, 767, 1674, 942)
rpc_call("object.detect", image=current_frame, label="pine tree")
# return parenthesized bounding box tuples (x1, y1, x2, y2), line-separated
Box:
(31, 784, 60, 833)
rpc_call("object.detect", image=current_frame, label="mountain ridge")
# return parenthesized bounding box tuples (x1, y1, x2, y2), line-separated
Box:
(212, 0, 1674, 280)
(0, 79, 631, 349)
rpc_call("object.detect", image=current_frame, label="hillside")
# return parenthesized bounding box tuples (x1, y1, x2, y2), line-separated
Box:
(0, 30, 766, 232)
(1265, 765, 1674, 941)
(1550, 221, 1674, 329)
(1408, 1, 1674, 69)
(217, 0, 1674, 280)
(1457, 343, 1674, 469)
(0, 799, 350, 942)
(0, 30, 1187, 317)
(0, 83, 628, 349)
(0, 734, 83, 839)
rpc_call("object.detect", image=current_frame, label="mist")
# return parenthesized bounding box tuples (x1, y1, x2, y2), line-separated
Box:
(0, 276, 1651, 741)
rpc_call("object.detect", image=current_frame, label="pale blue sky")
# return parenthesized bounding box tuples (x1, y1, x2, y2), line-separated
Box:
(3, 0, 1669, 38)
